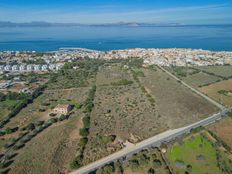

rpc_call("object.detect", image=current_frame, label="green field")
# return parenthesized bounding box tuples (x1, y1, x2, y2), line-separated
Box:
(167, 133, 232, 174)
(195, 66, 232, 78)
(0, 100, 21, 121)
(182, 72, 222, 88)
(165, 66, 223, 88)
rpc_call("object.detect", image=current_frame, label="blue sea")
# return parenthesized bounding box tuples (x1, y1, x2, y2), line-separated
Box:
(0, 25, 232, 51)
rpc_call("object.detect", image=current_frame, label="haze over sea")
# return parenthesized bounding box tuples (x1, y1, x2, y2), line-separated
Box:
(0, 25, 232, 52)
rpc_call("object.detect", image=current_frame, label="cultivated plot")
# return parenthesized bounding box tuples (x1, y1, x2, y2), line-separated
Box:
(195, 66, 232, 78)
(207, 117, 232, 149)
(200, 79, 232, 107)
(167, 133, 232, 174)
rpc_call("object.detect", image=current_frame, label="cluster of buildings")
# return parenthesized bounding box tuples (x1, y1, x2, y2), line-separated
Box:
(55, 48, 232, 66)
(103, 48, 232, 66)
(0, 64, 63, 73)
(1, 48, 232, 67)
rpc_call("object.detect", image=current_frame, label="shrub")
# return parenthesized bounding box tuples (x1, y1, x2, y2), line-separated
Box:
(147, 168, 155, 174)
(111, 79, 133, 86)
(39, 108, 46, 112)
(79, 137, 88, 147)
(26, 123, 35, 131)
(35, 120, 45, 126)
(153, 159, 162, 169)
(82, 116, 90, 128)
(59, 114, 68, 121)
(48, 118, 58, 123)
(70, 160, 81, 169)
(49, 113, 57, 117)
(79, 128, 89, 137)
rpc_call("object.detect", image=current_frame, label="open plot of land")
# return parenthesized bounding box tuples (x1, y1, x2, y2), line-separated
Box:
(207, 117, 232, 149)
(9, 116, 83, 174)
(167, 133, 232, 174)
(5, 87, 89, 128)
(164, 66, 199, 78)
(200, 79, 232, 107)
(182, 72, 222, 88)
(83, 84, 166, 164)
(165, 66, 222, 88)
(139, 68, 218, 129)
(195, 66, 232, 78)
(96, 64, 132, 86)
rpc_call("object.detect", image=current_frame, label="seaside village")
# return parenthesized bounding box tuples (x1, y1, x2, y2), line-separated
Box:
(0, 48, 232, 94)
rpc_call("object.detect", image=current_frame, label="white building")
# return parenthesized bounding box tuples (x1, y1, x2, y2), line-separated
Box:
(19, 65, 26, 71)
(4, 65, 12, 71)
(12, 65, 19, 71)
(27, 65, 34, 71)
(41, 65, 48, 71)
(34, 65, 41, 72)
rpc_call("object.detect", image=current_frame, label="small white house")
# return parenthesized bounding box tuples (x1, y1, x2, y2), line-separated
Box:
(4, 65, 12, 71)
(41, 65, 48, 71)
(34, 65, 41, 72)
(19, 65, 26, 71)
(27, 65, 34, 71)
(12, 65, 19, 71)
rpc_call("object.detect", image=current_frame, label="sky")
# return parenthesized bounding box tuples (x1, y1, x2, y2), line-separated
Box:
(0, 0, 232, 24)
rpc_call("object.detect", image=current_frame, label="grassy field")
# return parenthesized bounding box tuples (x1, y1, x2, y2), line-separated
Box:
(167, 133, 232, 174)
(195, 66, 232, 78)
(164, 66, 199, 78)
(182, 72, 221, 88)
(207, 117, 232, 149)
(165, 66, 222, 88)
(139, 67, 218, 129)
(9, 116, 83, 174)
(4, 87, 89, 129)
(0, 100, 21, 121)
(96, 64, 133, 86)
(200, 79, 232, 107)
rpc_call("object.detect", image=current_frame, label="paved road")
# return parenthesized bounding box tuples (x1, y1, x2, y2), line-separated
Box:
(158, 65, 225, 110)
(70, 108, 230, 174)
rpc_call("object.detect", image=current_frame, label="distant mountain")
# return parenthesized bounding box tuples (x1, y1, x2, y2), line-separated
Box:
(0, 21, 231, 27)
(0, 21, 183, 27)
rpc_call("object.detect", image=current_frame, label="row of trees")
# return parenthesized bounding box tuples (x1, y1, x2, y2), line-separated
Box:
(70, 85, 97, 169)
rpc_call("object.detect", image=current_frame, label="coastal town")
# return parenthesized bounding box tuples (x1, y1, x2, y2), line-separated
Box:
(1, 48, 232, 69)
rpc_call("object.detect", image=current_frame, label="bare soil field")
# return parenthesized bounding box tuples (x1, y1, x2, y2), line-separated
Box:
(207, 117, 232, 149)
(9, 116, 83, 174)
(200, 79, 232, 106)
(139, 68, 218, 128)
(5, 87, 90, 129)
